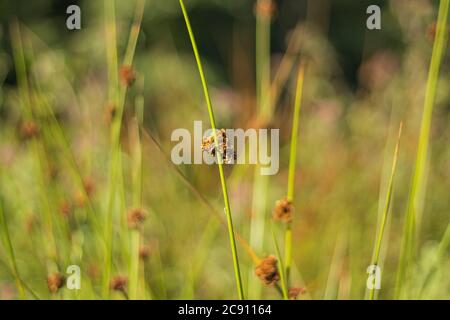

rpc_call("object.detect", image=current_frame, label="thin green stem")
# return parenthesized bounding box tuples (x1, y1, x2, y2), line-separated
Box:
(179, 0, 244, 300)
(287, 65, 305, 201)
(102, 0, 145, 299)
(102, 0, 119, 298)
(248, 0, 273, 299)
(396, 0, 449, 299)
(369, 123, 402, 300)
(129, 77, 145, 300)
(272, 228, 289, 300)
(256, 0, 272, 122)
(284, 64, 305, 283)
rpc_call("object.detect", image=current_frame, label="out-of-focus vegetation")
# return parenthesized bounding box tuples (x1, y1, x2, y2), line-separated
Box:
(0, 0, 449, 300)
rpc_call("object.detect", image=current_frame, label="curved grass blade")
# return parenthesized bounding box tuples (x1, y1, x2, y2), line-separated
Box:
(368, 122, 402, 300)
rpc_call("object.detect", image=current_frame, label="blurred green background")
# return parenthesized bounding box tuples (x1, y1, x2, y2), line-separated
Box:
(0, 0, 449, 300)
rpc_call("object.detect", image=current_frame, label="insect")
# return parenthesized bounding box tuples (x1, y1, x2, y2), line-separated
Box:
(201, 129, 237, 164)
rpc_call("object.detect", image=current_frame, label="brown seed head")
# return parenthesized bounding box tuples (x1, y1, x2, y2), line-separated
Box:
(59, 200, 72, 217)
(19, 121, 39, 140)
(83, 177, 95, 197)
(120, 65, 136, 86)
(110, 275, 128, 292)
(289, 287, 306, 300)
(255, 255, 280, 286)
(47, 273, 65, 293)
(254, 0, 277, 18)
(139, 244, 151, 260)
(273, 197, 294, 222)
(127, 208, 148, 229)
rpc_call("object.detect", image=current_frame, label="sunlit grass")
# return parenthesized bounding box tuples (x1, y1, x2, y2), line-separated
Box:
(396, 0, 449, 299)
(0, 0, 448, 301)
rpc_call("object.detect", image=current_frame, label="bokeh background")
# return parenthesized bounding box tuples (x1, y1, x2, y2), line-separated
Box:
(0, 0, 449, 299)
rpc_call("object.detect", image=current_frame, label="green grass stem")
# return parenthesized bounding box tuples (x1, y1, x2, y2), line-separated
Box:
(396, 0, 449, 299)
(272, 228, 289, 300)
(102, 0, 145, 299)
(284, 64, 305, 283)
(369, 122, 402, 300)
(179, 0, 245, 300)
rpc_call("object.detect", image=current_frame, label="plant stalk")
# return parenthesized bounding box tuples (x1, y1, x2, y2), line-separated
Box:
(179, 0, 245, 300)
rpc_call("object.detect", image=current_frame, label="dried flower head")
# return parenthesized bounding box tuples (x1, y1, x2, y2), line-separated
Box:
(19, 121, 39, 140)
(254, 0, 277, 18)
(288, 287, 306, 300)
(120, 65, 136, 86)
(273, 197, 294, 222)
(127, 208, 148, 229)
(47, 272, 65, 293)
(110, 275, 128, 292)
(59, 200, 72, 217)
(83, 178, 95, 197)
(255, 255, 280, 286)
(139, 244, 151, 260)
